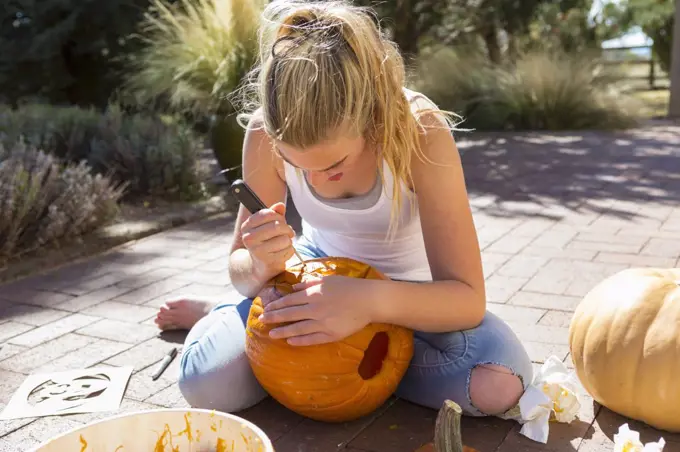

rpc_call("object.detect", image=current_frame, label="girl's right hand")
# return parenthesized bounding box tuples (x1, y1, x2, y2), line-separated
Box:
(240, 202, 297, 276)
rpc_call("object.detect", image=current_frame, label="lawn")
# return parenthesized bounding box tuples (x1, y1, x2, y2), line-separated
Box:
(631, 88, 670, 118)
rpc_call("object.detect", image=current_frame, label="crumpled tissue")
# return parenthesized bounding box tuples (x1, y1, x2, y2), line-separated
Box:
(614, 423, 665, 452)
(500, 355, 583, 444)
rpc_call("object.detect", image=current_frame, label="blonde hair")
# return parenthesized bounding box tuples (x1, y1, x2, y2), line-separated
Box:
(236, 0, 461, 237)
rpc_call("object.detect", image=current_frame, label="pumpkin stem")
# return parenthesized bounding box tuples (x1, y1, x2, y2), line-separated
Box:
(434, 400, 464, 452)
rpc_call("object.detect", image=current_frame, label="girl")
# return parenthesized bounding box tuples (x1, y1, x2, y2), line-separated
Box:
(155, 0, 533, 419)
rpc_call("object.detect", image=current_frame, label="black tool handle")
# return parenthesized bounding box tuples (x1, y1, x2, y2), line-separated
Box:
(228, 179, 268, 214)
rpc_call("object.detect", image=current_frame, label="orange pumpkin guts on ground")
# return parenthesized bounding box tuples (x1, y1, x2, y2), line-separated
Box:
(569, 267, 680, 432)
(244, 257, 415, 423)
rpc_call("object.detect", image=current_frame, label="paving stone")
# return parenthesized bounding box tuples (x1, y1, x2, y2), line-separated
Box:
(496, 255, 549, 278)
(236, 397, 305, 443)
(194, 258, 230, 272)
(104, 337, 179, 373)
(141, 256, 205, 270)
(477, 227, 514, 249)
(619, 228, 678, 240)
(348, 399, 435, 452)
(114, 267, 182, 288)
(578, 405, 680, 452)
(7, 314, 99, 347)
(53, 286, 136, 312)
(538, 310, 574, 328)
(0, 416, 83, 451)
(524, 341, 571, 364)
(575, 232, 651, 247)
(508, 218, 556, 238)
(76, 318, 160, 344)
(640, 238, 680, 258)
(480, 252, 513, 278)
(566, 239, 646, 255)
(144, 383, 189, 408)
(506, 322, 570, 345)
(124, 351, 182, 401)
(523, 260, 628, 297)
(508, 291, 583, 312)
(0, 344, 27, 362)
(522, 245, 597, 261)
(0, 321, 34, 342)
(0, 402, 35, 437)
(0, 288, 73, 308)
(64, 398, 163, 425)
(593, 252, 677, 267)
(0, 304, 70, 327)
(587, 216, 654, 232)
(275, 399, 392, 452)
(187, 242, 232, 259)
(351, 399, 516, 452)
(0, 369, 27, 403)
(144, 283, 238, 308)
(171, 268, 232, 286)
(80, 301, 157, 322)
(484, 274, 529, 303)
(486, 303, 547, 325)
(56, 272, 130, 296)
(31, 338, 133, 373)
(110, 279, 192, 305)
(660, 216, 680, 232)
(0, 333, 97, 374)
(484, 234, 534, 254)
(531, 229, 577, 248)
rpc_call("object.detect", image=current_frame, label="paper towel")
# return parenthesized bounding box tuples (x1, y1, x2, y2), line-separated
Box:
(500, 355, 583, 443)
(614, 423, 665, 452)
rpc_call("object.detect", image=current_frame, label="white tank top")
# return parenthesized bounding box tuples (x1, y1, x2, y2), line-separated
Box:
(283, 158, 433, 282)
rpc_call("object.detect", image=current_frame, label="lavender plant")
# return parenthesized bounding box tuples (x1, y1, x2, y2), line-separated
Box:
(0, 140, 125, 261)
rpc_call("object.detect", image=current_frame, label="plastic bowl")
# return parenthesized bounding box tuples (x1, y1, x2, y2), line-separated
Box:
(30, 408, 274, 451)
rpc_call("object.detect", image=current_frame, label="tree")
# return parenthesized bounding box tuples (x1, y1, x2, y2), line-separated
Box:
(669, 0, 680, 117)
(0, 0, 151, 108)
(355, 0, 548, 63)
(353, 0, 452, 61)
(601, 0, 675, 72)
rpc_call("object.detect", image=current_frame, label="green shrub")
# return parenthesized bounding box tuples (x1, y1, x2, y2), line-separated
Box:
(121, 0, 263, 118)
(120, 0, 264, 174)
(0, 104, 205, 200)
(411, 46, 641, 131)
(0, 140, 125, 261)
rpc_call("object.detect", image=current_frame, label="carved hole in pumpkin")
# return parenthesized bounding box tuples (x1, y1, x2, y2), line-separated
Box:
(358, 332, 389, 380)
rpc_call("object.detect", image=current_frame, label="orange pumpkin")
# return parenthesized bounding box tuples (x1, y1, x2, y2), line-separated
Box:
(244, 257, 414, 422)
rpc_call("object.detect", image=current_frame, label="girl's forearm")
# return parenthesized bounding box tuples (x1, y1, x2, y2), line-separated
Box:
(368, 279, 486, 332)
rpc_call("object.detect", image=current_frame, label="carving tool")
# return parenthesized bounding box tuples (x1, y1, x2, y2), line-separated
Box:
(151, 347, 177, 381)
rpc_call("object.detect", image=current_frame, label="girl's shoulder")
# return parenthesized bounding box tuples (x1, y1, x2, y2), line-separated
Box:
(402, 87, 452, 131)
(403, 87, 437, 110)
(241, 108, 287, 183)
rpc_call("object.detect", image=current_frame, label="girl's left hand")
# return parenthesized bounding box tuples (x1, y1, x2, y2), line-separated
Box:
(260, 275, 376, 346)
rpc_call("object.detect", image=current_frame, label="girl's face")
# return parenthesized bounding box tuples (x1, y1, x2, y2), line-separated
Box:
(274, 132, 368, 188)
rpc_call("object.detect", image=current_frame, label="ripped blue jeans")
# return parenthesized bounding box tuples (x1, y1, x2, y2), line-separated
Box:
(178, 236, 534, 416)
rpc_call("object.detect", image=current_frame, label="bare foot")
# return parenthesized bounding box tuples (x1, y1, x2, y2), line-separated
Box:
(155, 298, 216, 331)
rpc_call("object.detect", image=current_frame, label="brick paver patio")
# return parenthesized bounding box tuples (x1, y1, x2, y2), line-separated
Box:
(1, 124, 680, 451)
